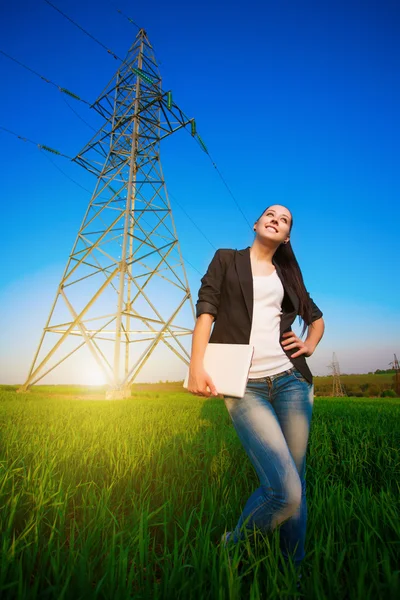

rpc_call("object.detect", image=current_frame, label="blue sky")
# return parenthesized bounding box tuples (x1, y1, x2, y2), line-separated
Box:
(0, 0, 399, 384)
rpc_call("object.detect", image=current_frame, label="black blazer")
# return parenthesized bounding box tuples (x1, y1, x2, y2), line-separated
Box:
(195, 246, 323, 385)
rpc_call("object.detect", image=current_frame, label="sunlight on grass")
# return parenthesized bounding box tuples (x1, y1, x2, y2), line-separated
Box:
(0, 386, 399, 598)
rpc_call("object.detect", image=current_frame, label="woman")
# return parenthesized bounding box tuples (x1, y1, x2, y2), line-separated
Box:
(187, 204, 325, 575)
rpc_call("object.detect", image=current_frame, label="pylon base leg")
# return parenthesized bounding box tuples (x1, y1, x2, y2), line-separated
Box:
(105, 387, 131, 400)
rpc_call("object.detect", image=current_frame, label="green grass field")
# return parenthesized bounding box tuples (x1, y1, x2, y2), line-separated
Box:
(0, 384, 399, 599)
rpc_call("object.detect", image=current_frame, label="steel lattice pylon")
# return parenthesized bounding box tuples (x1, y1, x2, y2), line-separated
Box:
(389, 354, 400, 395)
(18, 29, 197, 399)
(327, 352, 346, 397)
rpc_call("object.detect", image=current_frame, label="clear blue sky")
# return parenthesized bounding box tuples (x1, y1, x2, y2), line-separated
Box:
(0, 0, 399, 383)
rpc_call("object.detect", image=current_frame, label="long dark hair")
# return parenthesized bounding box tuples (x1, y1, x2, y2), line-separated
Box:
(255, 205, 312, 337)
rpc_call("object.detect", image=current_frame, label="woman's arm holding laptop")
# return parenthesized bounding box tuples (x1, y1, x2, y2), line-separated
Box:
(188, 249, 224, 397)
(188, 314, 219, 397)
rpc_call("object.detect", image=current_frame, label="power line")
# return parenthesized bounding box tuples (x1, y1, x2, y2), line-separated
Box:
(43, 0, 163, 94)
(1, 124, 214, 273)
(190, 129, 253, 231)
(40, 145, 206, 277)
(3, 10, 250, 240)
(0, 14, 248, 276)
(42, 0, 252, 233)
(43, 0, 161, 91)
(39, 141, 216, 256)
(2, 120, 251, 243)
(211, 162, 253, 231)
(62, 96, 97, 132)
(44, 0, 119, 60)
(108, 2, 164, 68)
(0, 48, 99, 132)
(0, 125, 72, 159)
(41, 142, 217, 264)
(0, 48, 90, 105)
(168, 191, 217, 251)
(109, 2, 163, 67)
(108, 2, 141, 30)
(2, 120, 251, 241)
(39, 147, 95, 193)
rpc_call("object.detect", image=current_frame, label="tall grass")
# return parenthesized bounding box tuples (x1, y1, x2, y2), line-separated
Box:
(0, 386, 399, 599)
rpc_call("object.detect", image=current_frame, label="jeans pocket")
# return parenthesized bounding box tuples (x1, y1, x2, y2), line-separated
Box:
(291, 368, 309, 384)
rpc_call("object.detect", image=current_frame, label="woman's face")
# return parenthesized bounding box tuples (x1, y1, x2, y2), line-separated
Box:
(254, 205, 292, 244)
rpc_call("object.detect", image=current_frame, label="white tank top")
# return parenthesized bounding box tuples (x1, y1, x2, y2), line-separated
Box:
(248, 270, 294, 378)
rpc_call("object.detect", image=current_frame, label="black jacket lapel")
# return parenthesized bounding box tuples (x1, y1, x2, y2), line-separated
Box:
(235, 248, 253, 322)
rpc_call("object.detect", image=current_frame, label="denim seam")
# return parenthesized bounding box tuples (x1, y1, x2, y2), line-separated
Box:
(237, 481, 277, 532)
(244, 496, 272, 525)
(243, 429, 273, 483)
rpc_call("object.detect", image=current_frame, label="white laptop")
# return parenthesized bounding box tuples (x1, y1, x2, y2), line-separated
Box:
(183, 343, 255, 398)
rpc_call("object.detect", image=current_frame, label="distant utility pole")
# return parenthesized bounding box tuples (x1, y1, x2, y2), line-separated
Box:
(17, 29, 198, 399)
(327, 352, 346, 397)
(388, 354, 400, 395)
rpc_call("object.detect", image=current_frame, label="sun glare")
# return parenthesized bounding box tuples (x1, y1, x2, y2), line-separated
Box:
(86, 369, 107, 386)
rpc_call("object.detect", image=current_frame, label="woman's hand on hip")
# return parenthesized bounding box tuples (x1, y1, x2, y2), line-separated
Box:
(280, 331, 315, 358)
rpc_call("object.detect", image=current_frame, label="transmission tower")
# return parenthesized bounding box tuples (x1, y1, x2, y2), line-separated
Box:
(327, 352, 346, 397)
(18, 29, 198, 399)
(388, 354, 400, 395)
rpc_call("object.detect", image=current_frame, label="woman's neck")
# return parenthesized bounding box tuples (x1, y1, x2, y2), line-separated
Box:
(250, 239, 276, 265)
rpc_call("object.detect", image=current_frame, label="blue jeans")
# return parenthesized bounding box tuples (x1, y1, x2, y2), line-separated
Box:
(223, 366, 314, 568)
